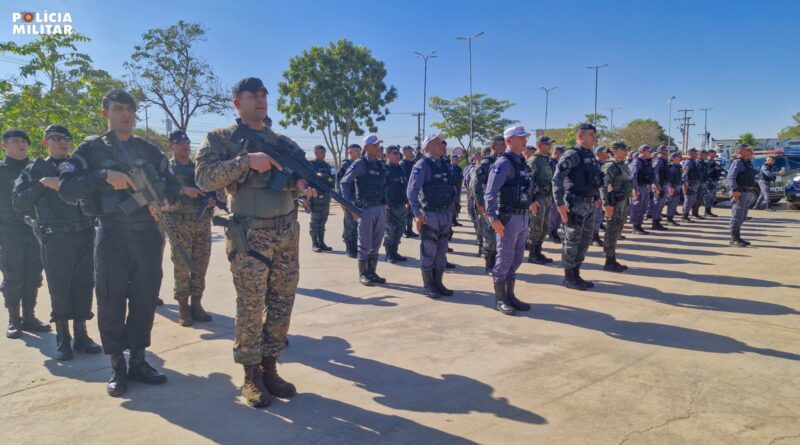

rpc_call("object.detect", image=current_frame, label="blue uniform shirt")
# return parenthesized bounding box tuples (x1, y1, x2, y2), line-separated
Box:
(406, 154, 449, 217)
(484, 150, 524, 219)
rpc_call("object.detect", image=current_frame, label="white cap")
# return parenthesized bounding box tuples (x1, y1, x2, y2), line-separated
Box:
(422, 133, 441, 147)
(363, 134, 382, 146)
(503, 125, 530, 139)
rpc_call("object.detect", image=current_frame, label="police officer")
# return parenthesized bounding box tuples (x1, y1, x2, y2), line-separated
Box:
(629, 145, 655, 234)
(666, 153, 683, 226)
(407, 134, 455, 298)
(383, 146, 408, 263)
(681, 148, 702, 222)
(592, 146, 610, 246)
(727, 144, 758, 246)
(470, 148, 491, 256)
(485, 126, 535, 315)
(1, 129, 48, 339)
(59, 89, 181, 396)
(338, 144, 361, 258)
(11, 124, 100, 359)
(464, 152, 481, 234)
(753, 155, 784, 211)
(450, 152, 464, 226)
(471, 135, 505, 273)
(649, 145, 670, 231)
(195, 78, 314, 407)
(309, 145, 335, 252)
(548, 145, 566, 243)
(526, 135, 555, 264)
(704, 149, 725, 217)
(600, 142, 632, 273)
(166, 130, 214, 327)
(691, 150, 710, 219)
(401, 145, 419, 238)
(553, 124, 603, 291)
(341, 134, 388, 286)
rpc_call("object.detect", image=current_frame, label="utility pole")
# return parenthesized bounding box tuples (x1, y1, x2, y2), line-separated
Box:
(412, 112, 423, 150)
(606, 107, 621, 132)
(699, 107, 713, 149)
(586, 64, 608, 124)
(141, 104, 151, 134)
(456, 31, 485, 152)
(667, 96, 676, 149)
(413, 51, 437, 141)
(676, 109, 695, 154)
(539, 86, 557, 132)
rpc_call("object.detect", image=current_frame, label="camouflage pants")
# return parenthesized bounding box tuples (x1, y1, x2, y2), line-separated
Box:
(384, 204, 406, 248)
(603, 199, 629, 258)
(479, 212, 496, 256)
(528, 194, 552, 248)
(343, 210, 357, 245)
(309, 197, 331, 241)
(561, 200, 596, 269)
(170, 215, 212, 301)
(227, 220, 299, 365)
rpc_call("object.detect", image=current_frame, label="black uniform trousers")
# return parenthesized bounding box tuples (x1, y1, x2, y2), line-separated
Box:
(0, 225, 43, 310)
(41, 228, 95, 322)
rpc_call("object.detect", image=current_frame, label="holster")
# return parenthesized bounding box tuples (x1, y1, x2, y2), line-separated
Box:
(420, 224, 439, 242)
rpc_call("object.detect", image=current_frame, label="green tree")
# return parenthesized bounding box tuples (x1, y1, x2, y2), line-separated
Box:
(778, 113, 800, 139)
(0, 34, 124, 158)
(615, 119, 668, 149)
(277, 39, 397, 168)
(124, 20, 229, 132)
(738, 132, 757, 146)
(428, 94, 516, 153)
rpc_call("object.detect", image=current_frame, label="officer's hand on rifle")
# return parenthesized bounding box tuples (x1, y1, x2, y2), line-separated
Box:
(297, 178, 318, 198)
(39, 176, 61, 191)
(557, 205, 569, 224)
(490, 218, 505, 238)
(604, 205, 614, 218)
(530, 201, 539, 215)
(181, 186, 205, 199)
(105, 170, 136, 191)
(248, 152, 283, 173)
(148, 199, 173, 220)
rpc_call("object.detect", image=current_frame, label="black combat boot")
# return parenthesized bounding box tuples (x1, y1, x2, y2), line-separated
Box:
(156, 297, 164, 307)
(54, 320, 73, 361)
(21, 304, 51, 332)
(603, 255, 627, 273)
(574, 267, 595, 289)
(704, 206, 718, 217)
(692, 208, 706, 220)
(651, 220, 668, 231)
(592, 232, 605, 247)
(432, 269, 453, 296)
(421, 270, 441, 299)
(633, 224, 649, 235)
(681, 215, 693, 223)
(243, 364, 271, 407)
(127, 349, 167, 385)
(311, 233, 323, 253)
(477, 239, 484, 257)
(506, 279, 530, 311)
(318, 233, 333, 252)
(484, 252, 496, 275)
(452, 220, 463, 227)
(6, 303, 22, 339)
(358, 260, 374, 286)
(368, 256, 386, 284)
(549, 230, 562, 244)
(72, 320, 102, 354)
(346, 241, 358, 259)
(493, 281, 516, 316)
(107, 354, 128, 397)
(393, 247, 407, 262)
(528, 246, 552, 264)
(562, 268, 587, 291)
(191, 295, 212, 322)
(445, 261, 456, 269)
(738, 230, 751, 246)
(667, 217, 681, 226)
(261, 356, 297, 398)
(177, 298, 193, 326)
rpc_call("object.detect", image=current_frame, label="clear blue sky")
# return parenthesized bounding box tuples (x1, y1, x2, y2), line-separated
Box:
(2, 0, 799, 151)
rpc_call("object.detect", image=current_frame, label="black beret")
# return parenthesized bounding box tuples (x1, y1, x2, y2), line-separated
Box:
(233, 77, 268, 96)
(168, 130, 190, 144)
(2, 129, 30, 143)
(44, 124, 72, 138)
(103, 89, 137, 110)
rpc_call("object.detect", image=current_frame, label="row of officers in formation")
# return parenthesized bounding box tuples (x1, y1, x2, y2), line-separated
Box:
(0, 79, 765, 408)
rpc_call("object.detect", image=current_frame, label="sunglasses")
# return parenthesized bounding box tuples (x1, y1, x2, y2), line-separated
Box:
(46, 135, 72, 142)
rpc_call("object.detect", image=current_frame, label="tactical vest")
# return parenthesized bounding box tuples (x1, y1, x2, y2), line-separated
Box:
(499, 152, 534, 211)
(354, 157, 386, 207)
(337, 159, 352, 181)
(310, 159, 334, 200)
(171, 161, 203, 215)
(565, 148, 603, 198)
(451, 163, 463, 187)
(685, 159, 701, 181)
(0, 157, 29, 225)
(735, 160, 757, 188)
(708, 162, 723, 181)
(421, 157, 454, 210)
(27, 158, 89, 225)
(476, 155, 497, 186)
(609, 161, 634, 197)
(759, 165, 776, 182)
(532, 154, 554, 196)
(668, 164, 682, 186)
(698, 161, 709, 181)
(653, 158, 669, 185)
(385, 163, 407, 205)
(636, 158, 655, 185)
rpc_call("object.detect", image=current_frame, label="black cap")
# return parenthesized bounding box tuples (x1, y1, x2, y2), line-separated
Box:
(554, 145, 566, 153)
(708, 149, 717, 154)
(688, 147, 699, 153)
(537, 135, 554, 144)
(491, 135, 505, 143)
(232, 77, 268, 97)
(102, 89, 137, 110)
(578, 123, 596, 132)
(347, 143, 361, 150)
(168, 130, 190, 144)
(610, 141, 628, 150)
(734, 143, 751, 152)
(402, 145, 413, 151)
(2, 129, 30, 143)
(44, 124, 72, 138)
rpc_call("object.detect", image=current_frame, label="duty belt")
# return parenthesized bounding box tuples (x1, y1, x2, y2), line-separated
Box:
(737, 187, 756, 192)
(96, 219, 158, 231)
(244, 210, 296, 230)
(567, 194, 597, 203)
(422, 205, 451, 213)
(38, 220, 94, 235)
(172, 212, 206, 223)
(499, 207, 529, 215)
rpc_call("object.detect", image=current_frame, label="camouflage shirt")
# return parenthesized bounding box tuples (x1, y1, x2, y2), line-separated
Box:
(526, 153, 553, 198)
(600, 159, 632, 207)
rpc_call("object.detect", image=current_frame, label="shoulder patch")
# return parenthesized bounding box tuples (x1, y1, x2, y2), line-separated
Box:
(58, 161, 78, 174)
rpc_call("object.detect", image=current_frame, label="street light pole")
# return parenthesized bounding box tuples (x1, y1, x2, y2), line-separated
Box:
(586, 64, 608, 124)
(699, 107, 713, 149)
(539, 86, 557, 132)
(668, 96, 676, 149)
(457, 31, 484, 152)
(414, 50, 437, 142)
(606, 107, 621, 132)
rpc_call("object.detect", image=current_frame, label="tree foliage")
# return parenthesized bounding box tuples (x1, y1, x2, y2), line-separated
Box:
(428, 94, 516, 152)
(778, 113, 800, 139)
(738, 132, 757, 146)
(124, 20, 229, 132)
(612, 118, 669, 149)
(277, 39, 397, 168)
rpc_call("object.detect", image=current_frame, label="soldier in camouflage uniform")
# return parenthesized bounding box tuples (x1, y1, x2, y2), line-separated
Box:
(470, 136, 505, 273)
(196, 77, 316, 408)
(526, 135, 555, 264)
(166, 130, 214, 327)
(600, 142, 632, 273)
(309, 145, 335, 253)
(552, 124, 604, 291)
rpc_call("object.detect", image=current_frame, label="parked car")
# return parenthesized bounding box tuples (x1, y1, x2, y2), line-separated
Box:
(784, 174, 800, 210)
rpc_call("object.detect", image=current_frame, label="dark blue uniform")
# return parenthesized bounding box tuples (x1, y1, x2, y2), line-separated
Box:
(383, 162, 407, 262)
(309, 159, 334, 251)
(337, 158, 357, 256)
(727, 157, 757, 245)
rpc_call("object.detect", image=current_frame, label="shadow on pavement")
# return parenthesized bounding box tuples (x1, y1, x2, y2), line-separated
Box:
(298, 287, 399, 307)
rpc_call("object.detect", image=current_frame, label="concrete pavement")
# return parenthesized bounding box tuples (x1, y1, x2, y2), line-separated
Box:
(1, 202, 799, 444)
